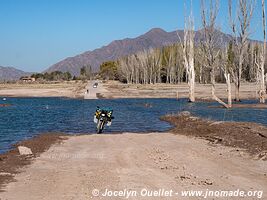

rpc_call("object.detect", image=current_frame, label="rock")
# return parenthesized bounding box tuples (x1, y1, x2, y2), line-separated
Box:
(179, 111, 191, 116)
(209, 121, 224, 126)
(0, 172, 12, 176)
(160, 166, 168, 170)
(18, 146, 33, 156)
(180, 175, 190, 181)
(189, 116, 198, 120)
(200, 179, 213, 185)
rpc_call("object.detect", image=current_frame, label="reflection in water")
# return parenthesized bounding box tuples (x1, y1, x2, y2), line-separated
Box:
(0, 97, 266, 153)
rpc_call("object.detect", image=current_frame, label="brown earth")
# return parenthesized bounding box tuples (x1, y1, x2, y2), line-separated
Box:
(162, 112, 267, 159)
(0, 132, 266, 200)
(0, 133, 66, 192)
(0, 81, 263, 101)
(208, 104, 267, 109)
(99, 81, 262, 100)
(0, 81, 87, 98)
(0, 115, 266, 199)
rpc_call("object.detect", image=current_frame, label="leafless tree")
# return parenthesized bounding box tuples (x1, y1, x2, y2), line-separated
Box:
(218, 47, 233, 108)
(182, 0, 195, 102)
(118, 57, 130, 83)
(258, 0, 266, 103)
(137, 50, 149, 84)
(200, 0, 227, 105)
(228, 0, 255, 101)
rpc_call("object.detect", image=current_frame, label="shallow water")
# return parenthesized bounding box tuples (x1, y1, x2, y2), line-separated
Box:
(0, 97, 266, 153)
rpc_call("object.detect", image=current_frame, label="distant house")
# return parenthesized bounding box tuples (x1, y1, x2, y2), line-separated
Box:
(20, 77, 36, 82)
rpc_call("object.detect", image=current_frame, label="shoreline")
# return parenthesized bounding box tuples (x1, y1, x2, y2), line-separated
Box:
(162, 112, 267, 158)
(0, 81, 88, 99)
(1, 114, 266, 193)
(1, 131, 266, 199)
(0, 81, 265, 100)
(0, 133, 67, 191)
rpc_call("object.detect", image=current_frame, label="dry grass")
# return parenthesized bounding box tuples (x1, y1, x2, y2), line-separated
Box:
(101, 81, 260, 100)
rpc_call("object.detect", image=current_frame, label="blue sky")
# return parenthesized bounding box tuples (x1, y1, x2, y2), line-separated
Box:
(0, 0, 265, 72)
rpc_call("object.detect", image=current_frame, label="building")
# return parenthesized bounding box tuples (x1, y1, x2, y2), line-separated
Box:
(20, 77, 36, 82)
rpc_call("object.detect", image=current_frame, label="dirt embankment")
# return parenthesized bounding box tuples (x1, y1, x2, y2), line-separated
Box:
(0, 134, 66, 192)
(99, 81, 261, 100)
(162, 112, 267, 159)
(0, 113, 267, 199)
(0, 81, 87, 98)
(1, 132, 266, 200)
(0, 81, 263, 101)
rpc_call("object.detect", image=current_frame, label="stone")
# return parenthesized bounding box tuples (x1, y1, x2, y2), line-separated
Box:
(18, 146, 33, 156)
(209, 121, 224, 126)
(179, 111, 191, 116)
(0, 172, 12, 176)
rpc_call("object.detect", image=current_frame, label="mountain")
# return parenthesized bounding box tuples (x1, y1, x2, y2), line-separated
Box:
(44, 28, 233, 76)
(0, 66, 31, 81)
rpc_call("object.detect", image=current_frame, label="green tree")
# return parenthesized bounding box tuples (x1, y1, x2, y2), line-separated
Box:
(64, 72, 72, 81)
(80, 66, 86, 77)
(79, 65, 93, 80)
(31, 73, 44, 80)
(99, 61, 118, 80)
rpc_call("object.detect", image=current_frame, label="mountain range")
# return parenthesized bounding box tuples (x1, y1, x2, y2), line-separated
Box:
(0, 28, 237, 80)
(44, 28, 232, 76)
(0, 66, 31, 81)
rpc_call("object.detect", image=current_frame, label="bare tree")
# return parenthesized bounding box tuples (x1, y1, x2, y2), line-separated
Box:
(151, 48, 162, 84)
(218, 47, 233, 108)
(137, 50, 149, 84)
(200, 0, 226, 104)
(182, 0, 195, 102)
(175, 44, 185, 83)
(228, 0, 255, 101)
(259, 0, 266, 103)
(162, 45, 176, 83)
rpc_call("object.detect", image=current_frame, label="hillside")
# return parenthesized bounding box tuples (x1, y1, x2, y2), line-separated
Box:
(44, 28, 232, 76)
(0, 66, 31, 81)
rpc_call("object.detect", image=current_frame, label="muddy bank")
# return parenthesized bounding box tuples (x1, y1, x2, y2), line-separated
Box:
(1, 133, 266, 200)
(0, 133, 66, 191)
(162, 112, 267, 160)
(209, 104, 267, 109)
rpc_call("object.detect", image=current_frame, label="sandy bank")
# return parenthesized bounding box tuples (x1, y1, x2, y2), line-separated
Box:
(99, 81, 262, 100)
(162, 113, 267, 158)
(0, 134, 66, 192)
(0, 81, 87, 98)
(0, 81, 264, 101)
(0, 128, 266, 199)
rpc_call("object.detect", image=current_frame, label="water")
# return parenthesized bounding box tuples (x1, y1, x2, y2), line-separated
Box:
(0, 97, 266, 153)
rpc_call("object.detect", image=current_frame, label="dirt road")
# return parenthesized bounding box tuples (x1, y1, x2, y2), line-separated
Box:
(84, 81, 108, 99)
(1, 133, 266, 200)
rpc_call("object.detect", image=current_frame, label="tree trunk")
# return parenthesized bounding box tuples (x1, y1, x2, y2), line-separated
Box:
(260, 0, 266, 103)
(211, 70, 215, 98)
(260, 58, 266, 103)
(212, 72, 231, 109)
(225, 73, 232, 108)
(234, 81, 240, 102)
(189, 67, 195, 102)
